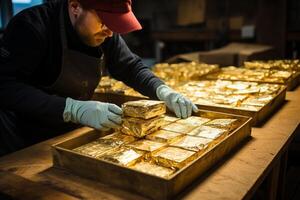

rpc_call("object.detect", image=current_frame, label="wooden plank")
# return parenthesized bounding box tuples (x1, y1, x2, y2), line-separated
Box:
(0, 170, 79, 200)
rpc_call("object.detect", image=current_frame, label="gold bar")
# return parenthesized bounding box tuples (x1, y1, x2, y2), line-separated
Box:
(170, 135, 212, 152)
(73, 141, 116, 158)
(187, 126, 227, 140)
(146, 129, 184, 143)
(122, 100, 166, 119)
(162, 122, 196, 134)
(99, 147, 144, 166)
(163, 115, 180, 122)
(152, 147, 197, 169)
(205, 118, 237, 129)
(97, 132, 137, 147)
(121, 116, 164, 138)
(126, 139, 166, 154)
(130, 161, 175, 178)
(177, 116, 211, 127)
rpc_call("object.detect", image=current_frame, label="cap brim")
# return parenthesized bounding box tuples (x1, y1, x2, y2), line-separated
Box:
(98, 11, 142, 34)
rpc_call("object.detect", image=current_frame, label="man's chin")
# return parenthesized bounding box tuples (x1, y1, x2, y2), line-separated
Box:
(83, 39, 105, 47)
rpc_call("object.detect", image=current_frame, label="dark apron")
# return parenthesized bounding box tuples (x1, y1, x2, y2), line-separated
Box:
(0, 4, 105, 155)
(44, 4, 104, 100)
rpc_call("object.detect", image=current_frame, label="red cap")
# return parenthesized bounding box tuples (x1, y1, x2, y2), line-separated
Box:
(79, 0, 142, 34)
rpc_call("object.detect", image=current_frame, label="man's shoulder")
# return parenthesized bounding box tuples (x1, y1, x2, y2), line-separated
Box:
(8, 0, 62, 36)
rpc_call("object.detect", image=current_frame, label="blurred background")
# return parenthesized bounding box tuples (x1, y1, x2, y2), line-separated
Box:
(1, 0, 300, 66)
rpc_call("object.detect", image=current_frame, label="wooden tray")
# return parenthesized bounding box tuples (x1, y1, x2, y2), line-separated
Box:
(195, 86, 287, 126)
(204, 71, 296, 91)
(52, 111, 252, 200)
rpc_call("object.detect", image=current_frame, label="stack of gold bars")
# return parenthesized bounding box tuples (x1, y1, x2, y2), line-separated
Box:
(206, 66, 293, 84)
(73, 100, 239, 178)
(95, 76, 146, 98)
(173, 80, 284, 111)
(244, 59, 300, 73)
(153, 62, 219, 86)
(244, 60, 300, 89)
(95, 62, 219, 97)
(121, 100, 166, 137)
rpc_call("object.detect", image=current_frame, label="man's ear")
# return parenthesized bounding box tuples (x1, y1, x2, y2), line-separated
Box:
(68, 0, 82, 17)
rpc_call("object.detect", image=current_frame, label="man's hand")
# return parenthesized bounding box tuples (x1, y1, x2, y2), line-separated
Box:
(63, 98, 123, 131)
(156, 85, 199, 118)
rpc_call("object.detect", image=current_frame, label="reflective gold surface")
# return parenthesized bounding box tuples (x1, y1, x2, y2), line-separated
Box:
(170, 135, 212, 152)
(153, 62, 219, 86)
(162, 122, 196, 134)
(177, 116, 211, 126)
(122, 100, 166, 119)
(206, 66, 292, 84)
(95, 76, 146, 97)
(130, 161, 175, 178)
(146, 129, 184, 143)
(244, 60, 300, 72)
(188, 126, 227, 140)
(126, 139, 166, 153)
(97, 132, 137, 147)
(152, 146, 197, 169)
(99, 147, 144, 166)
(73, 141, 116, 158)
(121, 116, 164, 138)
(205, 119, 237, 129)
(163, 115, 180, 122)
(174, 80, 283, 111)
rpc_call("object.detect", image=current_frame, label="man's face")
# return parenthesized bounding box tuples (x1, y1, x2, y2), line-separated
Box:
(74, 9, 113, 47)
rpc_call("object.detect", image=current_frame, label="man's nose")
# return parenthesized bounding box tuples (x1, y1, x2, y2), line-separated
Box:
(102, 24, 113, 37)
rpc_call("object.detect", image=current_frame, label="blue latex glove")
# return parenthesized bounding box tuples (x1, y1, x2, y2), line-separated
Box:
(63, 97, 123, 131)
(156, 85, 199, 118)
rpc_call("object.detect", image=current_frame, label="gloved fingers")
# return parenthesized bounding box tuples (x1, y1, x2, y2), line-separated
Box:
(184, 98, 193, 117)
(178, 97, 188, 119)
(107, 112, 122, 125)
(192, 103, 199, 113)
(102, 120, 120, 129)
(108, 104, 123, 115)
(171, 97, 181, 118)
(97, 124, 111, 132)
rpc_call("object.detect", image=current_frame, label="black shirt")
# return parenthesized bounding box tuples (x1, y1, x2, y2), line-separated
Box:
(0, 0, 164, 126)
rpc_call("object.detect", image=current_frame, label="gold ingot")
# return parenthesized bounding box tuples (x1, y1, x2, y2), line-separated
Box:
(177, 116, 211, 127)
(162, 122, 196, 134)
(170, 135, 212, 152)
(146, 129, 184, 143)
(152, 147, 197, 169)
(99, 147, 144, 166)
(122, 100, 166, 119)
(121, 116, 164, 138)
(130, 161, 175, 178)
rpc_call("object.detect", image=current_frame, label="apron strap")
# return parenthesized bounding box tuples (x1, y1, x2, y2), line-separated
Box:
(59, 3, 68, 50)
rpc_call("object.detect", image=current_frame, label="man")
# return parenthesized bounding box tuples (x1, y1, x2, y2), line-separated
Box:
(0, 0, 198, 155)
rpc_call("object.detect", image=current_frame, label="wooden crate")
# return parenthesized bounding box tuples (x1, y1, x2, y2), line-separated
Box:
(52, 111, 252, 200)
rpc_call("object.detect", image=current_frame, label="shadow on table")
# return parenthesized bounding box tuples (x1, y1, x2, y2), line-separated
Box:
(36, 166, 148, 200)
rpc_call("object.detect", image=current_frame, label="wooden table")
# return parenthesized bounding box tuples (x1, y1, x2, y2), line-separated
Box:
(0, 88, 299, 200)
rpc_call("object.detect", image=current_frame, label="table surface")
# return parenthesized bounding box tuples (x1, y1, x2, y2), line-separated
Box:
(0, 87, 299, 200)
